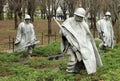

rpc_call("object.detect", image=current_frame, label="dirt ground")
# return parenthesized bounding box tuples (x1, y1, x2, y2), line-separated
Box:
(0, 19, 61, 52)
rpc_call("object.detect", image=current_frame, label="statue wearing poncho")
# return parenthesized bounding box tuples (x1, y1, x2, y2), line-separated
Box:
(60, 8, 103, 74)
(96, 12, 114, 50)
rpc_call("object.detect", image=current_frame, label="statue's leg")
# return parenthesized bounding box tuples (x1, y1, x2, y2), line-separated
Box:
(66, 48, 77, 73)
(27, 46, 33, 58)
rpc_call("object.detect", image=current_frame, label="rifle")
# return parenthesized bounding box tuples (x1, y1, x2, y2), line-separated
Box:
(53, 17, 69, 54)
(53, 17, 64, 32)
(16, 41, 40, 51)
(53, 17, 85, 61)
(99, 31, 105, 43)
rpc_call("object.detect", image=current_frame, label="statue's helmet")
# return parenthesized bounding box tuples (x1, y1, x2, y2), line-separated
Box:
(105, 11, 111, 16)
(74, 8, 86, 17)
(25, 14, 31, 20)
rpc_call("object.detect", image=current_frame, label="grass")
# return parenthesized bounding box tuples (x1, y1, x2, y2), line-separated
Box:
(0, 41, 120, 81)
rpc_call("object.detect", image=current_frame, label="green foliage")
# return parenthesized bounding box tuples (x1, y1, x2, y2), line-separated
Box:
(0, 52, 20, 62)
(97, 44, 120, 81)
(27, 57, 59, 69)
(37, 69, 75, 81)
(33, 41, 60, 57)
(0, 64, 41, 81)
(0, 42, 120, 81)
(95, 40, 102, 48)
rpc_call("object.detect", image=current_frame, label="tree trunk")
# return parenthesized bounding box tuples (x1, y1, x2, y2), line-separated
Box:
(0, 0, 4, 20)
(47, 16, 52, 35)
(14, 11, 18, 29)
(63, 10, 66, 20)
(0, 12, 3, 20)
(47, 0, 52, 35)
(93, 13, 97, 38)
(114, 16, 120, 43)
(47, 15, 52, 44)
(41, 10, 44, 19)
(27, 0, 35, 22)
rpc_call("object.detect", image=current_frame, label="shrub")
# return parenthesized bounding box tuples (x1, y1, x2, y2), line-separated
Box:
(0, 52, 20, 62)
(33, 41, 60, 57)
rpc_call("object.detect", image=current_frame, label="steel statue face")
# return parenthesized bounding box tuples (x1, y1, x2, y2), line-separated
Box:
(25, 19, 31, 24)
(74, 15, 84, 22)
(105, 15, 111, 20)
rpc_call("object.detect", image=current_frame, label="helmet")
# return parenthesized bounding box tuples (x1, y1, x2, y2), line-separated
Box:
(74, 8, 86, 17)
(105, 11, 111, 16)
(24, 14, 31, 20)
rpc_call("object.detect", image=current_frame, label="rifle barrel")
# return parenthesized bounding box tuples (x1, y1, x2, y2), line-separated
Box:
(53, 17, 62, 29)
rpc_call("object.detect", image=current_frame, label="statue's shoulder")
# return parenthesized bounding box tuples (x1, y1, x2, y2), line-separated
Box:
(29, 23, 34, 28)
(98, 19, 105, 23)
(62, 17, 74, 26)
(18, 22, 25, 29)
(19, 22, 24, 25)
(64, 17, 74, 22)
